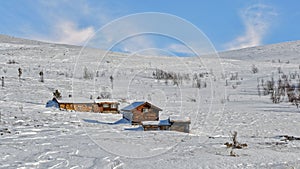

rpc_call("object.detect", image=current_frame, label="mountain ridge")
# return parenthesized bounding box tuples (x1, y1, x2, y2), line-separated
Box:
(1, 34, 300, 60)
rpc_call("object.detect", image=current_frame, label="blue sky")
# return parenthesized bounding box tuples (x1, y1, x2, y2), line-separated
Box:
(0, 0, 300, 52)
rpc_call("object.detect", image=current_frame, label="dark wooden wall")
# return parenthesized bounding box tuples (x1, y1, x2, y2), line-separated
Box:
(59, 103, 119, 113)
(132, 105, 159, 124)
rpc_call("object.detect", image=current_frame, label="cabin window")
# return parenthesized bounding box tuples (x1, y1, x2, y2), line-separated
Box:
(103, 104, 109, 108)
(111, 104, 117, 109)
(142, 108, 149, 113)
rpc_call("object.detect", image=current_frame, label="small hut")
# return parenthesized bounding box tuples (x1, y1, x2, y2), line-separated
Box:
(142, 117, 190, 133)
(121, 101, 162, 124)
(142, 119, 171, 131)
(54, 98, 94, 112)
(169, 115, 191, 133)
(93, 100, 119, 114)
(50, 98, 119, 113)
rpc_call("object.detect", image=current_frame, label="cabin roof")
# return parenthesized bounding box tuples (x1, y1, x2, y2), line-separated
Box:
(169, 115, 191, 123)
(121, 101, 162, 111)
(53, 98, 119, 104)
(121, 101, 145, 111)
(55, 98, 94, 104)
(142, 119, 170, 126)
(141, 121, 160, 125)
(94, 99, 119, 104)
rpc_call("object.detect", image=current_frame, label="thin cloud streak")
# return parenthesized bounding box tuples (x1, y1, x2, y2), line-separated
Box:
(225, 4, 277, 50)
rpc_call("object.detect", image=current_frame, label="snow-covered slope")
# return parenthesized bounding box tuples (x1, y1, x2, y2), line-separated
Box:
(0, 34, 300, 168)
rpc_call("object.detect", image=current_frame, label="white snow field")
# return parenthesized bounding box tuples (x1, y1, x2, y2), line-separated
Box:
(1, 34, 300, 168)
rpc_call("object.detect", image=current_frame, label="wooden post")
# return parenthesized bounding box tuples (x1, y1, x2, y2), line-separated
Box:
(18, 67, 22, 81)
(110, 75, 113, 89)
(39, 71, 44, 82)
(1, 77, 4, 87)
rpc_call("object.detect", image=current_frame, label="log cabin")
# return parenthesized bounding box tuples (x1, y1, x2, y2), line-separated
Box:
(169, 115, 191, 133)
(93, 100, 119, 114)
(141, 116, 191, 133)
(121, 101, 162, 124)
(141, 119, 171, 131)
(51, 98, 119, 113)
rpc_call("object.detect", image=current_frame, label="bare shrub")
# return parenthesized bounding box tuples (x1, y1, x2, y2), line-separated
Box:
(261, 70, 300, 108)
(98, 92, 111, 99)
(251, 64, 258, 74)
(7, 60, 18, 64)
(224, 131, 247, 157)
(18, 67, 22, 79)
(53, 89, 62, 99)
(83, 66, 93, 80)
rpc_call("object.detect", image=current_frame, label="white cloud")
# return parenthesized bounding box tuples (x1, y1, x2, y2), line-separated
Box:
(117, 34, 155, 54)
(225, 4, 277, 50)
(165, 43, 195, 56)
(53, 21, 95, 45)
(23, 1, 116, 46)
(119, 36, 171, 57)
(87, 18, 161, 55)
(28, 21, 95, 46)
(88, 15, 210, 56)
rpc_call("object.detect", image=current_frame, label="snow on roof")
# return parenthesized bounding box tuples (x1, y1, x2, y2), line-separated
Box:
(142, 121, 160, 125)
(55, 98, 119, 104)
(94, 99, 119, 104)
(121, 101, 163, 111)
(121, 101, 145, 111)
(159, 119, 171, 125)
(55, 98, 94, 104)
(169, 115, 191, 123)
(142, 119, 171, 126)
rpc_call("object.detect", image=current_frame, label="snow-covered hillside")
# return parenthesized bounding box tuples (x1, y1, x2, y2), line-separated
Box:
(0, 34, 300, 168)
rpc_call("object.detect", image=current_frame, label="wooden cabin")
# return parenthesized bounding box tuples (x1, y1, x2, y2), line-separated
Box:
(93, 100, 119, 114)
(169, 115, 191, 133)
(55, 98, 94, 112)
(52, 98, 119, 113)
(142, 119, 171, 131)
(141, 117, 190, 133)
(121, 101, 162, 124)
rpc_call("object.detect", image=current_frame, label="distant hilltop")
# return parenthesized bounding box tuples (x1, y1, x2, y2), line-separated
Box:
(1, 34, 300, 61)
